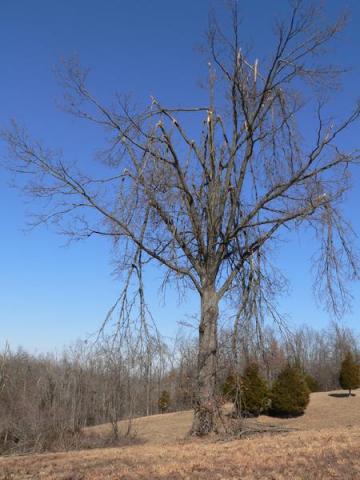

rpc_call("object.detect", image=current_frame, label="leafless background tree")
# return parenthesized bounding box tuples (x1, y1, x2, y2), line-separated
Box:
(0, 320, 358, 453)
(2, 1, 360, 434)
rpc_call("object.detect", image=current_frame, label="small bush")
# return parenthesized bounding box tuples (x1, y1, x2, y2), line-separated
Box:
(339, 352, 360, 396)
(158, 390, 171, 413)
(221, 373, 242, 417)
(240, 363, 269, 417)
(304, 373, 320, 393)
(270, 365, 310, 417)
(222, 374, 239, 400)
(221, 365, 269, 417)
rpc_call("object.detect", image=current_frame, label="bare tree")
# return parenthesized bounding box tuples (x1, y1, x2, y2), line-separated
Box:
(2, 1, 360, 434)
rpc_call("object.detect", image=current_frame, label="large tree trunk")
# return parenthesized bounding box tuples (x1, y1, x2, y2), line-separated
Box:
(191, 285, 219, 435)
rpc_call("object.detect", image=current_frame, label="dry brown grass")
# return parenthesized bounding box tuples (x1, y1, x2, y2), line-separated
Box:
(86, 409, 194, 444)
(1, 390, 360, 479)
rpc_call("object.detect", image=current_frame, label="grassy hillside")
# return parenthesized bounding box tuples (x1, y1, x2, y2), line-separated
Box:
(86, 390, 360, 443)
(1, 390, 360, 479)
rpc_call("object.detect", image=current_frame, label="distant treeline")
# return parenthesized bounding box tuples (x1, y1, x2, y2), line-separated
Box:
(0, 321, 358, 454)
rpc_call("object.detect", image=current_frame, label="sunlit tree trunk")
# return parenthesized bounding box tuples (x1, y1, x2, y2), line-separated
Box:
(192, 285, 219, 435)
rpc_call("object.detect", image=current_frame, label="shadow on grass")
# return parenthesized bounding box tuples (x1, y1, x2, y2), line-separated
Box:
(267, 411, 305, 419)
(328, 393, 356, 398)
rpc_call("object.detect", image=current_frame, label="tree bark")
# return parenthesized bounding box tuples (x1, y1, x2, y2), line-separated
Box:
(191, 285, 219, 435)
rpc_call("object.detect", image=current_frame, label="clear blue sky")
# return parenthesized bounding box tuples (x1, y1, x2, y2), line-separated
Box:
(0, 0, 360, 352)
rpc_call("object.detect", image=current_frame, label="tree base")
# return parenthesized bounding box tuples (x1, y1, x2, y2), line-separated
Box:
(190, 402, 224, 436)
(191, 405, 215, 436)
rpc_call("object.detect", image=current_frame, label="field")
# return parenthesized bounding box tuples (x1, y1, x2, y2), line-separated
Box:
(1, 390, 360, 479)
